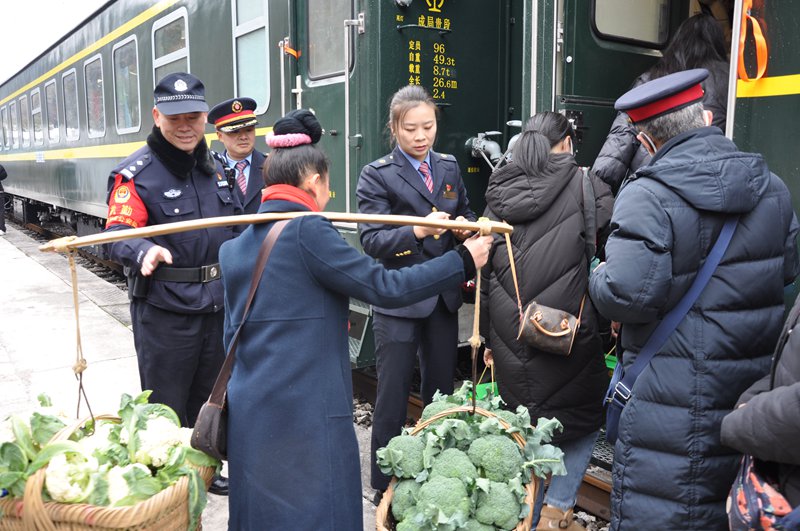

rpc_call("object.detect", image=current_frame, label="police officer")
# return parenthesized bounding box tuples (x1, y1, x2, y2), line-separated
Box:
(208, 97, 265, 214)
(104, 72, 240, 496)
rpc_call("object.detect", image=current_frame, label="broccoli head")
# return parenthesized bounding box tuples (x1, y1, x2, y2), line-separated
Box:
(415, 475, 471, 522)
(429, 448, 478, 484)
(467, 434, 524, 482)
(376, 435, 425, 479)
(420, 400, 458, 422)
(391, 479, 422, 522)
(463, 519, 496, 531)
(474, 480, 522, 530)
(395, 519, 425, 531)
(495, 409, 520, 429)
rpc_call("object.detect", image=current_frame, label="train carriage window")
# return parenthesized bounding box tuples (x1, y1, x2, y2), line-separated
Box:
(31, 89, 44, 146)
(63, 70, 80, 141)
(113, 36, 141, 134)
(152, 8, 189, 84)
(9, 101, 19, 148)
(232, 0, 269, 113)
(1, 107, 8, 149)
(45, 80, 60, 144)
(307, 0, 353, 79)
(19, 96, 30, 148)
(84, 55, 106, 138)
(593, 0, 670, 47)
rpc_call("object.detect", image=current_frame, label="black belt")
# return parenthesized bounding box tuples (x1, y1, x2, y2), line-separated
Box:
(151, 263, 221, 283)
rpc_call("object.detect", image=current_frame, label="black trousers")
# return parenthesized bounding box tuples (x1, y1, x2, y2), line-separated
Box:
(0, 190, 5, 232)
(131, 300, 225, 427)
(369, 298, 458, 490)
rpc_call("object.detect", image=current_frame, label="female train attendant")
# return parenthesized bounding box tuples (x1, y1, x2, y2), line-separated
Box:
(219, 109, 492, 530)
(356, 85, 477, 496)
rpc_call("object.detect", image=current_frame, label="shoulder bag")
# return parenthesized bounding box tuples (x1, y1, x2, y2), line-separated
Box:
(191, 220, 289, 461)
(604, 215, 738, 445)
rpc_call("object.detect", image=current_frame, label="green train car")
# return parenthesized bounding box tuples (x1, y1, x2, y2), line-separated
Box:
(1, 0, 797, 366)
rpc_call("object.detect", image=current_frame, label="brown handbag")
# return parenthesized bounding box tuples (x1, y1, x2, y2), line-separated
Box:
(502, 232, 586, 356)
(191, 220, 289, 461)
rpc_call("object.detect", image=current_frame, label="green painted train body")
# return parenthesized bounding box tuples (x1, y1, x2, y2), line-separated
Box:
(1, 0, 797, 365)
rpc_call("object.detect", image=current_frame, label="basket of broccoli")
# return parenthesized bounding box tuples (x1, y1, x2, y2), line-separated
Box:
(0, 391, 219, 530)
(375, 382, 566, 531)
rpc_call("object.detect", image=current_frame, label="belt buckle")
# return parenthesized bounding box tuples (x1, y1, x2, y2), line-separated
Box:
(612, 381, 631, 406)
(201, 264, 220, 283)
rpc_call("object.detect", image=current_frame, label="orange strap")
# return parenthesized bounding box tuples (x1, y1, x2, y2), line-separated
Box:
(738, 0, 768, 82)
(283, 44, 301, 60)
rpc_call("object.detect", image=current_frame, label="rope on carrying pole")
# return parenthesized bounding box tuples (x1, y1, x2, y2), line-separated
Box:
(68, 252, 95, 421)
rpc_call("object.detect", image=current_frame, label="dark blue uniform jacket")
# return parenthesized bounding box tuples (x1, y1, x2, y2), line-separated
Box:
(357, 146, 475, 318)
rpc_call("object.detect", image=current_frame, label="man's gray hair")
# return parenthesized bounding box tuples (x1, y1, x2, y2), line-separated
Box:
(636, 102, 706, 144)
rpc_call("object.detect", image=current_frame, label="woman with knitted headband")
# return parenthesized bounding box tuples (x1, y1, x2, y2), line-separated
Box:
(356, 85, 478, 500)
(218, 108, 492, 529)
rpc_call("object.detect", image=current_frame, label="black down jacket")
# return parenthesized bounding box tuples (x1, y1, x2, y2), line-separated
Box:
(591, 60, 729, 193)
(721, 294, 800, 508)
(589, 126, 799, 531)
(479, 154, 610, 444)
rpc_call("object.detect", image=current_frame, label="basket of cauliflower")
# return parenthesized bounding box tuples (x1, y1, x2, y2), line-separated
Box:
(375, 382, 566, 531)
(0, 391, 219, 530)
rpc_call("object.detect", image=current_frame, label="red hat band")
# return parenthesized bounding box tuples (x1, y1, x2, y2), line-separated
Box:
(627, 83, 704, 123)
(215, 110, 257, 128)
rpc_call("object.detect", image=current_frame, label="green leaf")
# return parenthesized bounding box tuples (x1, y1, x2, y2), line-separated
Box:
(9, 416, 37, 462)
(0, 442, 27, 472)
(184, 447, 220, 470)
(0, 471, 25, 490)
(530, 417, 563, 445)
(522, 442, 566, 478)
(187, 468, 208, 531)
(88, 472, 110, 506)
(30, 413, 66, 447)
(27, 441, 83, 475)
(114, 466, 162, 506)
(37, 394, 53, 407)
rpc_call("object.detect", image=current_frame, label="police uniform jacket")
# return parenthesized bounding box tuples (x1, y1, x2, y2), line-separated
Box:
(480, 154, 609, 444)
(229, 149, 266, 215)
(589, 126, 800, 531)
(722, 294, 800, 508)
(105, 127, 242, 314)
(357, 146, 475, 318)
(220, 199, 468, 530)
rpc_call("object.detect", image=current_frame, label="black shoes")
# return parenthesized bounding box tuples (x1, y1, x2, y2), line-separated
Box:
(209, 474, 229, 496)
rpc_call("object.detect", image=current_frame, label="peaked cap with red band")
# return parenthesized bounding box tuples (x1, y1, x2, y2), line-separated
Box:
(615, 68, 708, 124)
(208, 97, 258, 133)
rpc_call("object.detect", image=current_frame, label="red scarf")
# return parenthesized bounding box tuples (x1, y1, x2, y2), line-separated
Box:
(261, 184, 320, 212)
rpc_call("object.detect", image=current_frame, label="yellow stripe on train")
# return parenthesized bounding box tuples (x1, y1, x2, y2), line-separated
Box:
(737, 74, 800, 98)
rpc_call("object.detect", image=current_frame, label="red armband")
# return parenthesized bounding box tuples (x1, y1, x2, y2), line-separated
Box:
(105, 174, 148, 229)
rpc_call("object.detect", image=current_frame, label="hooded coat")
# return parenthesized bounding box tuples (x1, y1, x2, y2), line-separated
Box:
(589, 126, 799, 530)
(479, 154, 611, 444)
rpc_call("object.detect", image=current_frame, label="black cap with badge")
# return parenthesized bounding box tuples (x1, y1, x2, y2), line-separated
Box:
(615, 68, 709, 124)
(153, 72, 209, 115)
(208, 98, 259, 133)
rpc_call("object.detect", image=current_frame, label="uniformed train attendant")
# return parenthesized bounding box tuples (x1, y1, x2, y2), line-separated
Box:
(219, 109, 492, 530)
(356, 85, 477, 496)
(208, 97, 266, 214)
(104, 72, 240, 496)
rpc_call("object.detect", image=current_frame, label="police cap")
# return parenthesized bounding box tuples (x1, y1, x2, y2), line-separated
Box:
(153, 72, 208, 115)
(208, 98, 259, 133)
(615, 68, 708, 123)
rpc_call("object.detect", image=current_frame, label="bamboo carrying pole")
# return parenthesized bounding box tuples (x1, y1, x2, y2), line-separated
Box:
(39, 211, 513, 253)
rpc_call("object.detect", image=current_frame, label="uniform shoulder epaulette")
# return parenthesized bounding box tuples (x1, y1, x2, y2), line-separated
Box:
(435, 152, 457, 164)
(368, 154, 396, 169)
(112, 146, 153, 181)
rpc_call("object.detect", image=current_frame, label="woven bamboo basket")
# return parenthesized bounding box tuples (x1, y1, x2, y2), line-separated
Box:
(375, 405, 539, 531)
(0, 414, 215, 531)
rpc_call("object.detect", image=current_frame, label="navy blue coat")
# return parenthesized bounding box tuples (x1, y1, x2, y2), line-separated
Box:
(590, 127, 799, 530)
(105, 139, 240, 313)
(220, 199, 467, 530)
(236, 149, 266, 215)
(356, 146, 475, 318)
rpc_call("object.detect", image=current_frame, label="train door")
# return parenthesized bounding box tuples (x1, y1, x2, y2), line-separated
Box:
(555, 0, 690, 167)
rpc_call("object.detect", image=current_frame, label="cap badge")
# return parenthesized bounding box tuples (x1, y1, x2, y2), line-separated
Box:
(163, 189, 182, 199)
(174, 79, 188, 92)
(232, 100, 243, 113)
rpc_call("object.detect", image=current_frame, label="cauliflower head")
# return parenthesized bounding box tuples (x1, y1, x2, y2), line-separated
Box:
(467, 434, 524, 482)
(132, 415, 183, 467)
(45, 451, 98, 503)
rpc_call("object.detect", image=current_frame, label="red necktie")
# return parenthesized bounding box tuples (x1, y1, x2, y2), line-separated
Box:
(235, 160, 248, 194)
(419, 161, 433, 193)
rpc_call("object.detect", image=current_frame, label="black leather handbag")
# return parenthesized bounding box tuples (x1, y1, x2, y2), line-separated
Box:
(191, 220, 288, 461)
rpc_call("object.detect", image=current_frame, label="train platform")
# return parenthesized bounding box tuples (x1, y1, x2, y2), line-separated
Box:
(0, 224, 379, 530)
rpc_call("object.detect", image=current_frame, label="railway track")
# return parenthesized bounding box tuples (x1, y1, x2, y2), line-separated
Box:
(351, 370, 613, 523)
